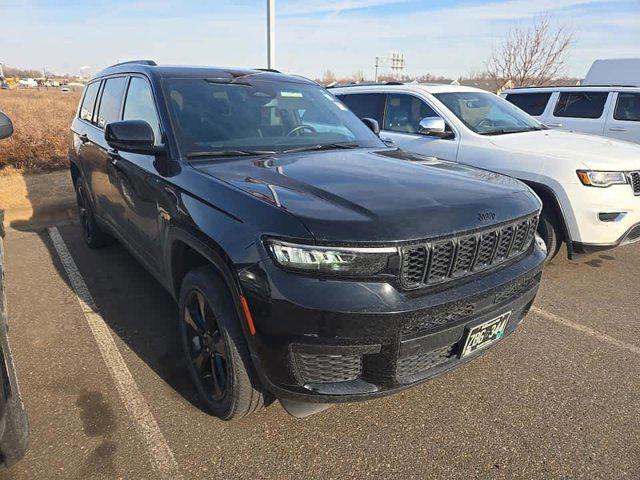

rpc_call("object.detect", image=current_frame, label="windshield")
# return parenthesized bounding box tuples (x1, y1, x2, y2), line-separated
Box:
(433, 91, 543, 135)
(164, 76, 384, 157)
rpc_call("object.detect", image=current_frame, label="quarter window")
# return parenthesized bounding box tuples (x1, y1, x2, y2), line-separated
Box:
(96, 77, 127, 129)
(505, 92, 552, 116)
(336, 93, 385, 125)
(614, 93, 640, 122)
(553, 92, 609, 119)
(384, 94, 438, 133)
(123, 77, 162, 144)
(79, 81, 100, 123)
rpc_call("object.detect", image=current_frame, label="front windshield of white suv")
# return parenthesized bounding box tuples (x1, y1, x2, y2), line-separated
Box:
(434, 91, 543, 135)
(165, 76, 385, 158)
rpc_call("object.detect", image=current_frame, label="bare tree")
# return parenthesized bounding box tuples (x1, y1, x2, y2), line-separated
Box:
(320, 69, 337, 86)
(351, 70, 366, 82)
(487, 16, 573, 91)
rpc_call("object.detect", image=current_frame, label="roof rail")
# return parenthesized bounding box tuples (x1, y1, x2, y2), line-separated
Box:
(287, 74, 320, 85)
(326, 81, 404, 89)
(510, 84, 637, 89)
(109, 60, 158, 68)
(254, 68, 281, 73)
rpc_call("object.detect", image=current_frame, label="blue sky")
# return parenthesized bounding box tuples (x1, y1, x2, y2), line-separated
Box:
(1, 0, 638, 79)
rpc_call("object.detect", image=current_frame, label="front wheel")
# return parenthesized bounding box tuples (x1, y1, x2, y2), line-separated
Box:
(537, 209, 562, 262)
(178, 266, 264, 420)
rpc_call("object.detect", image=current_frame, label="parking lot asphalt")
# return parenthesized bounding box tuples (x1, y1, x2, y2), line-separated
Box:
(1, 223, 638, 479)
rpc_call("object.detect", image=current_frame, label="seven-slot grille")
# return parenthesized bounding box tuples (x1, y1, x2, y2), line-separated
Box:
(628, 171, 640, 195)
(400, 215, 539, 289)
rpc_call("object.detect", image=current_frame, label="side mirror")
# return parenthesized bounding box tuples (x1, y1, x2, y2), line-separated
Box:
(361, 117, 380, 136)
(418, 117, 452, 138)
(105, 120, 164, 155)
(0, 111, 14, 140)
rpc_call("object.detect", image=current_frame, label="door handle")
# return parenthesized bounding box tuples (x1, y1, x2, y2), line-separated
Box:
(609, 127, 627, 132)
(79, 133, 89, 143)
(547, 123, 563, 128)
(381, 137, 395, 145)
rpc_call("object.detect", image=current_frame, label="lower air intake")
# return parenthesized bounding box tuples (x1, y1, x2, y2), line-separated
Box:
(293, 352, 362, 384)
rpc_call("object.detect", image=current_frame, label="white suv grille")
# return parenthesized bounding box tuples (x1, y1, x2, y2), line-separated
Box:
(628, 172, 640, 196)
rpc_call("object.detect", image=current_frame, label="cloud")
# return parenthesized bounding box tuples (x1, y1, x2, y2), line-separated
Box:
(280, 0, 414, 16)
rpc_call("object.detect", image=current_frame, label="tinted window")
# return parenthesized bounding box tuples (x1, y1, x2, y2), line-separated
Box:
(79, 81, 100, 122)
(96, 77, 127, 129)
(384, 93, 438, 133)
(553, 92, 608, 119)
(123, 77, 162, 144)
(336, 93, 385, 124)
(614, 92, 640, 122)
(505, 92, 551, 116)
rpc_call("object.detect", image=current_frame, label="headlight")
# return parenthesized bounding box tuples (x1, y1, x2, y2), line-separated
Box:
(577, 170, 628, 188)
(265, 239, 398, 276)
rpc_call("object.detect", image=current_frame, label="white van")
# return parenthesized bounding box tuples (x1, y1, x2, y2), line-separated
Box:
(501, 86, 640, 144)
(332, 83, 640, 261)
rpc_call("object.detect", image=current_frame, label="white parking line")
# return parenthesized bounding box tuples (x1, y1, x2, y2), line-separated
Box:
(532, 306, 640, 355)
(48, 227, 182, 479)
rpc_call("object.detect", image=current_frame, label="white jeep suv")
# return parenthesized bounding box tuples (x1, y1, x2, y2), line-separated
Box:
(331, 83, 640, 260)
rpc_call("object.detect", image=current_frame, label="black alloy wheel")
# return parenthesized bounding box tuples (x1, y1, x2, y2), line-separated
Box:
(178, 266, 264, 420)
(183, 289, 229, 402)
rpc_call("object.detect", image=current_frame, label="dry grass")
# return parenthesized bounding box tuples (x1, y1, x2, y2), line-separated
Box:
(0, 89, 81, 174)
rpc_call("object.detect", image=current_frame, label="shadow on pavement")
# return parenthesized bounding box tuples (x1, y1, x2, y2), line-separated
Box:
(38, 223, 204, 412)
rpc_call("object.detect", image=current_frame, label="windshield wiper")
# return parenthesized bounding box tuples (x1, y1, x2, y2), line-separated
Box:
(479, 126, 541, 136)
(282, 142, 360, 154)
(186, 149, 276, 159)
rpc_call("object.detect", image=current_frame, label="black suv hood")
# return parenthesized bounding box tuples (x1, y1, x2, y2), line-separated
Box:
(193, 149, 540, 243)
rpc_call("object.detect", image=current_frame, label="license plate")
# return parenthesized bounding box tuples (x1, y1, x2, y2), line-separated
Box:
(460, 311, 511, 358)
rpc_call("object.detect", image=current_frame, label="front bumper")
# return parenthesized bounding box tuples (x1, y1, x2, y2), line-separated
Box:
(573, 222, 640, 254)
(239, 244, 545, 404)
(564, 182, 640, 247)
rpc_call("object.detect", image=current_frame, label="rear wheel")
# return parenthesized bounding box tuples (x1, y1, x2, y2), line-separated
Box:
(537, 209, 562, 262)
(178, 266, 264, 420)
(75, 181, 112, 248)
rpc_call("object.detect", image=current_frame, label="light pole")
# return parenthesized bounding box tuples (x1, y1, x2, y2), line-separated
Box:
(267, 0, 275, 69)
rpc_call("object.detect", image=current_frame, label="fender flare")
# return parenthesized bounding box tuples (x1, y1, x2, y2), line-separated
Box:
(521, 180, 574, 258)
(166, 226, 242, 301)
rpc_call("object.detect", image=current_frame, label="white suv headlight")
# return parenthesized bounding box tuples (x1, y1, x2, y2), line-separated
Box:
(266, 239, 398, 276)
(577, 170, 628, 188)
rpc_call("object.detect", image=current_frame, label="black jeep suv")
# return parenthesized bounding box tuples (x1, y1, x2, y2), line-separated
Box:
(69, 61, 545, 420)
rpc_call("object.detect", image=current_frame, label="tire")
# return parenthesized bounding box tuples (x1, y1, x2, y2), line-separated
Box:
(75, 180, 112, 249)
(178, 266, 264, 420)
(537, 209, 562, 262)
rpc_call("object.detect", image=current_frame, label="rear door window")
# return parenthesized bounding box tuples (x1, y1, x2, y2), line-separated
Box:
(123, 77, 162, 144)
(614, 92, 640, 122)
(79, 81, 100, 123)
(96, 77, 127, 129)
(383, 93, 438, 133)
(553, 92, 609, 119)
(505, 92, 552, 116)
(336, 93, 386, 125)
